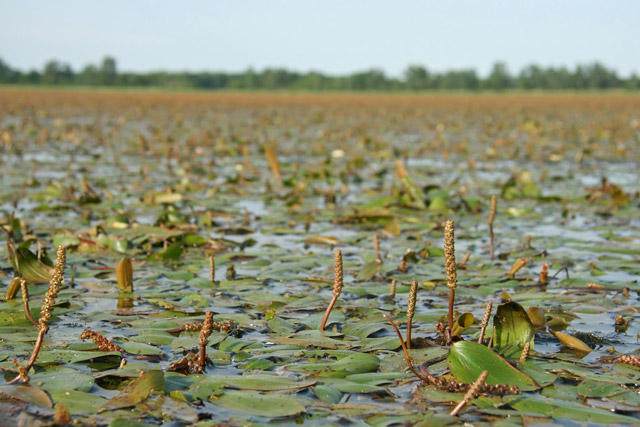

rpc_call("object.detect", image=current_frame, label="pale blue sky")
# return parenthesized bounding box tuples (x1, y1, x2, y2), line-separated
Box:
(1, 1, 639, 77)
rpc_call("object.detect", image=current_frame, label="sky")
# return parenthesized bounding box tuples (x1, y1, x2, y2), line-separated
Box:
(1, 1, 639, 77)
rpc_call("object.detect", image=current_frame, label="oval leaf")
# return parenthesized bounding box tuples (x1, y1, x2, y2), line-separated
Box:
(493, 301, 534, 359)
(551, 331, 592, 353)
(116, 257, 133, 292)
(211, 390, 305, 417)
(15, 248, 54, 284)
(303, 235, 341, 246)
(447, 340, 539, 391)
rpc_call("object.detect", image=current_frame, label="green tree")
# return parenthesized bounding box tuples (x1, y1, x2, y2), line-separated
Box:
(100, 56, 117, 85)
(42, 60, 73, 85)
(405, 65, 429, 91)
(485, 62, 513, 91)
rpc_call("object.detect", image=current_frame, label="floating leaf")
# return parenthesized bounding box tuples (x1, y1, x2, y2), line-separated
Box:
(213, 375, 316, 391)
(509, 396, 638, 424)
(303, 235, 341, 246)
(211, 390, 305, 417)
(551, 331, 592, 353)
(526, 306, 546, 328)
(357, 261, 381, 280)
(49, 390, 107, 415)
(0, 385, 53, 408)
(312, 385, 343, 404)
(31, 366, 95, 392)
(447, 341, 539, 391)
(100, 370, 165, 412)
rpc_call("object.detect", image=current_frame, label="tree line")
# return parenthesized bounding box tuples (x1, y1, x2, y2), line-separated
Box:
(1, 56, 638, 91)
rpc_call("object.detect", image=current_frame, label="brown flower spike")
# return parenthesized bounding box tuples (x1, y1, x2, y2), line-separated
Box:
(320, 249, 343, 331)
(81, 329, 124, 353)
(11, 246, 66, 383)
(478, 301, 493, 345)
(199, 310, 214, 367)
(406, 280, 418, 349)
(450, 370, 489, 416)
(444, 220, 457, 339)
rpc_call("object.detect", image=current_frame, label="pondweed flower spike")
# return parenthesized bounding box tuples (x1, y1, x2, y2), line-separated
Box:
(199, 311, 214, 367)
(81, 329, 124, 353)
(450, 370, 489, 416)
(406, 280, 418, 349)
(11, 246, 66, 383)
(488, 195, 497, 260)
(20, 278, 38, 328)
(320, 249, 343, 331)
(390, 279, 396, 298)
(478, 301, 493, 345)
(444, 220, 457, 340)
(209, 255, 215, 282)
(519, 341, 531, 362)
(373, 234, 382, 265)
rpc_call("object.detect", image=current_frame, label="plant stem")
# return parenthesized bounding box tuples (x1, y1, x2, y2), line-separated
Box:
(20, 278, 38, 328)
(488, 195, 497, 260)
(383, 314, 434, 384)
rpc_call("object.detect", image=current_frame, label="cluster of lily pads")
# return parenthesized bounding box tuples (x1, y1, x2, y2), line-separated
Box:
(0, 91, 639, 425)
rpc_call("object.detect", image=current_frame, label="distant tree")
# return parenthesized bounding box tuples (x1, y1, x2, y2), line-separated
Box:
(0, 58, 12, 83)
(439, 69, 479, 90)
(22, 70, 41, 84)
(627, 73, 640, 90)
(405, 65, 429, 91)
(42, 60, 73, 85)
(79, 64, 99, 85)
(583, 62, 618, 89)
(100, 56, 117, 85)
(485, 62, 513, 91)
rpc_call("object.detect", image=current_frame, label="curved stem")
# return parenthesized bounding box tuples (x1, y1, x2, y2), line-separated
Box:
(383, 314, 434, 384)
(319, 294, 338, 331)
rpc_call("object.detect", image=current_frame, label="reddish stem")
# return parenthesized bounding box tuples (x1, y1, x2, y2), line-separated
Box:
(319, 294, 339, 331)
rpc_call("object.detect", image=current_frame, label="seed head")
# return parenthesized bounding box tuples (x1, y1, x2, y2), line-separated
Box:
(407, 280, 418, 321)
(444, 220, 457, 289)
(38, 246, 66, 333)
(333, 249, 343, 297)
